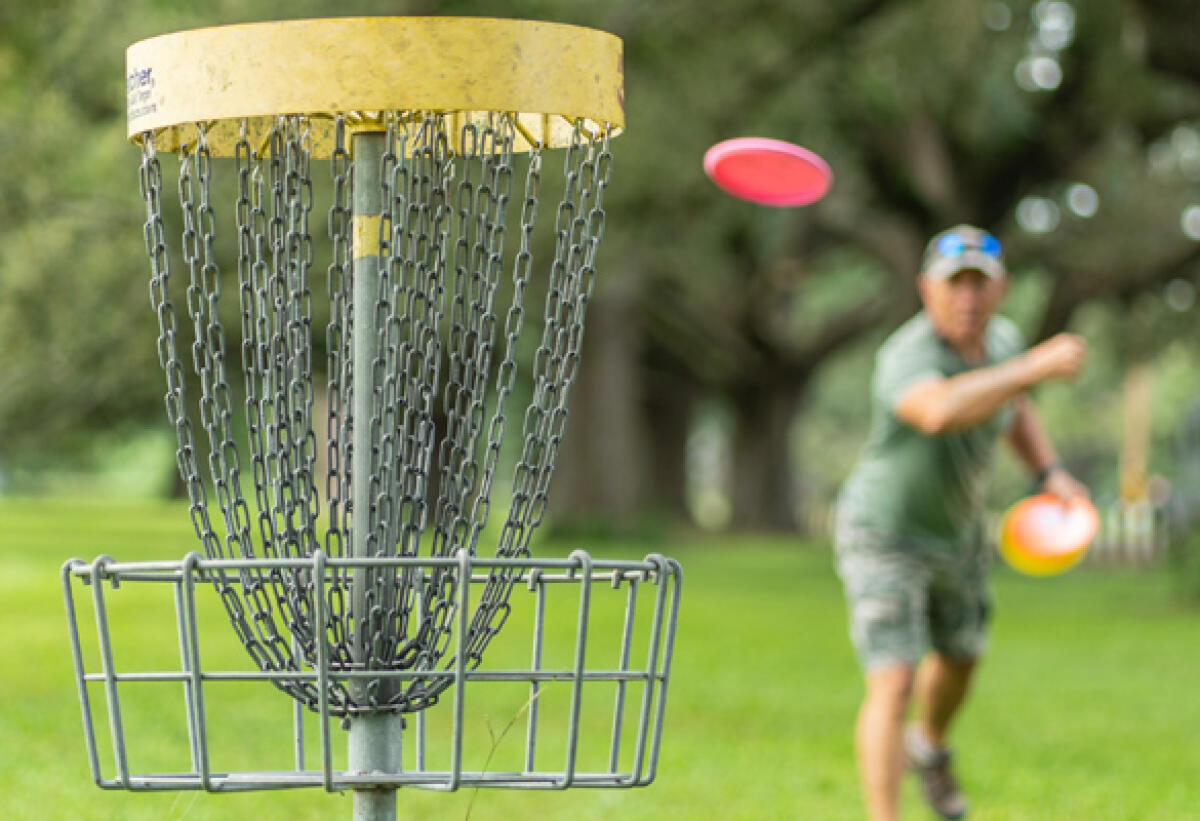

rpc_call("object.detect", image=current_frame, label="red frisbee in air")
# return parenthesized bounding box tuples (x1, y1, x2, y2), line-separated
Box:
(703, 137, 833, 207)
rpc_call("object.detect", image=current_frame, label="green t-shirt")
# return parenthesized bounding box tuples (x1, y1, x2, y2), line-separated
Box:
(838, 311, 1025, 549)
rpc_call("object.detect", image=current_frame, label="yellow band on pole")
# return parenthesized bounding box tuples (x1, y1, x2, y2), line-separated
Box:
(126, 17, 624, 157)
(351, 215, 382, 260)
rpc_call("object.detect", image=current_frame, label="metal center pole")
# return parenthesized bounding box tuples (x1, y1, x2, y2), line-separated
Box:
(349, 127, 403, 821)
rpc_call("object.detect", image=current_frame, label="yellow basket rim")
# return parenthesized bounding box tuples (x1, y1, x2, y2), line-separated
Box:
(125, 16, 624, 157)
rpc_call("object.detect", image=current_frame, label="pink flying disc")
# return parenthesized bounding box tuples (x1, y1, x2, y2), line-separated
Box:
(703, 137, 833, 207)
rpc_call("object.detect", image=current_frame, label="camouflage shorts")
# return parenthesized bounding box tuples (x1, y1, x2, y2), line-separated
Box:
(833, 519, 992, 672)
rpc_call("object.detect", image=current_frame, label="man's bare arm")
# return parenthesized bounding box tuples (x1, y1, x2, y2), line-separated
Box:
(894, 333, 1086, 435)
(1006, 394, 1057, 473)
(1006, 394, 1090, 500)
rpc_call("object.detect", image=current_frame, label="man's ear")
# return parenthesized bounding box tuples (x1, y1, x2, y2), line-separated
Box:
(916, 273, 929, 303)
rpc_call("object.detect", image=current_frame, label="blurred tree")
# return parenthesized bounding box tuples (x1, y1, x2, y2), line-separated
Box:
(0, 0, 421, 462)
(2, 0, 1199, 533)
(570, 0, 1200, 531)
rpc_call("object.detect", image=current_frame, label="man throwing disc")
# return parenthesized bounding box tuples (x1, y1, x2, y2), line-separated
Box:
(834, 225, 1088, 820)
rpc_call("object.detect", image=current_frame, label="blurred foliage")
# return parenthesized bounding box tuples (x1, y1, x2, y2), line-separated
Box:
(1167, 522, 1200, 601)
(1, 0, 1199, 531)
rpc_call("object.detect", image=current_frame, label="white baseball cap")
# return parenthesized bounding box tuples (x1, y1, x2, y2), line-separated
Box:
(920, 224, 1006, 279)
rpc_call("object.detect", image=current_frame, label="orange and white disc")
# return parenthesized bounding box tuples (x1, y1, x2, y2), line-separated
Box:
(998, 493, 1098, 576)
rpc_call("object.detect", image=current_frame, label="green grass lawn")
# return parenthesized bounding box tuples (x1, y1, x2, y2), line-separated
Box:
(2, 497, 1198, 820)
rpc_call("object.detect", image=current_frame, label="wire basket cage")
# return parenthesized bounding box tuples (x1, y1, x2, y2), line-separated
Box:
(63, 549, 680, 792)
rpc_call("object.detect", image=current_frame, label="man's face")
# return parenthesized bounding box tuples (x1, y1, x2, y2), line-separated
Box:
(917, 268, 1007, 348)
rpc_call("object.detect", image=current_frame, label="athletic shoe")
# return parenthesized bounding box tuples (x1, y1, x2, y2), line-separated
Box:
(904, 723, 968, 820)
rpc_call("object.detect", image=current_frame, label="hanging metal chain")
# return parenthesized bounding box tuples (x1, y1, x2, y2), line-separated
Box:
(374, 115, 423, 692)
(238, 123, 282, 570)
(468, 125, 541, 542)
(189, 123, 317, 698)
(500, 123, 611, 554)
(145, 133, 285, 679)
(324, 116, 354, 669)
(406, 115, 519, 686)
(354, 113, 406, 708)
(391, 114, 451, 560)
(461, 122, 613, 667)
(231, 119, 340, 709)
(282, 117, 320, 560)
(142, 112, 614, 716)
(360, 115, 522, 708)
(187, 127, 249, 561)
(434, 114, 514, 556)
(355, 114, 457, 709)
(277, 117, 324, 689)
(264, 120, 297, 558)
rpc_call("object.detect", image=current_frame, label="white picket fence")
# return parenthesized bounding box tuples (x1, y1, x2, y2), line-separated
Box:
(985, 500, 1169, 568)
(1085, 500, 1168, 566)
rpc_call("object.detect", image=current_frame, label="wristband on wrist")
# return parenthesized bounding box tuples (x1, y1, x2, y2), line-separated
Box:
(1035, 461, 1062, 485)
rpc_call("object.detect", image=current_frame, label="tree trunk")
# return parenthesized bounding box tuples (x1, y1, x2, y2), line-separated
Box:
(642, 365, 695, 521)
(549, 279, 649, 531)
(730, 381, 802, 531)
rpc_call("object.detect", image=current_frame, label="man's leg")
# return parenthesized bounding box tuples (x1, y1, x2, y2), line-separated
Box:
(834, 522, 928, 821)
(906, 560, 990, 820)
(913, 653, 977, 746)
(857, 664, 915, 821)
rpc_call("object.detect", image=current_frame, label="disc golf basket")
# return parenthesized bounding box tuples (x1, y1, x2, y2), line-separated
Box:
(61, 18, 680, 820)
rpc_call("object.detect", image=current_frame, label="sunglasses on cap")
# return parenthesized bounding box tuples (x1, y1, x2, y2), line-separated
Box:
(936, 231, 1002, 259)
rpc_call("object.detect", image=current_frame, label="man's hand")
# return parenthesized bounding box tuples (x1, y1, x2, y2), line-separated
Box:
(1042, 468, 1089, 502)
(1023, 333, 1087, 383)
